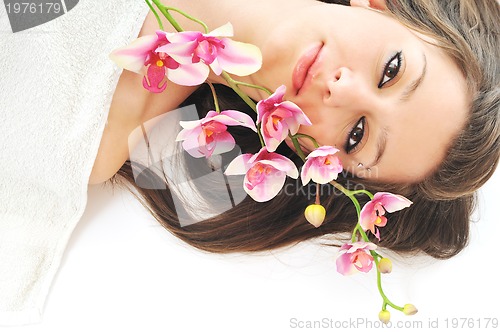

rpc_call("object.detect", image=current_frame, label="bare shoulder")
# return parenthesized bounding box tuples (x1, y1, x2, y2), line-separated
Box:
(89, 10, 200, 185)
(88, 71, 144, 185)
(88, 124, 132, 185)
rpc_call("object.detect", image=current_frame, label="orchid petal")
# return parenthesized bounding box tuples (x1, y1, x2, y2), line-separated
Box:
(196, 131, 235, 158)
(165, 30, 201, 44)
(301, 163, 339, 184)
(216, 111, 257, 132)
(167, 62, 210, 86)
(244, 166, 286, 202)
(354, 251, 375, 272)
(300, 146, 343, 185)
(262, 134, 284, 153)
(224, 153, 254, 175)
(175, 124, 202, 141)
(375, 192, 413, 213)
(336, 252, 358, 276)
(157, 39, 199, 64)
(216, 39, 263, 76)
(210, 132, 236, 156)
(181, 134, 206, 158)
(209, 59, 224, 76)
(359, 192, 412, 239)
(256, 85, 310, 152)
(206, 22, 234, 38)
(307, 146, 340, 158)
(257, 158, 299, 179)
(248, 148, 299, 178)
(109, 35, 157, 73)
(225, 148, 297, 202)
(359, 202, 375, 230)
(347, 242, 377, 252)
(178, 119, 203, 131)
(336, 242, 377, 276)
(142, 64, 167, 93)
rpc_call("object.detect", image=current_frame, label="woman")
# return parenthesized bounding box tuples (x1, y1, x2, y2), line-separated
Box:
(91, 0, 499, 258)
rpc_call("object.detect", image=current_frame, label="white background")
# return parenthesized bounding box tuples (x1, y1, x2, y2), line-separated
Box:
(1, 169, 498, 332)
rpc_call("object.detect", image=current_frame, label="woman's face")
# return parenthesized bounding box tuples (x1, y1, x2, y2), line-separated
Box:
(252, 1, 469, 183)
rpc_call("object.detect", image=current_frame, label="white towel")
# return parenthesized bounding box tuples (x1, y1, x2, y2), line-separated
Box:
(0, 0, 149, 325)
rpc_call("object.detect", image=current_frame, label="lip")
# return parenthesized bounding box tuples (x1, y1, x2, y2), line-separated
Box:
(292, 43, 324, 96)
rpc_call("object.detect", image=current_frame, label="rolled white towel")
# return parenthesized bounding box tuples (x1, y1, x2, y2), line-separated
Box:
(0, 0, 149, 325)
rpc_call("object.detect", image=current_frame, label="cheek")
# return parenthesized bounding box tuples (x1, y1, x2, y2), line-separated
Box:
(299, 104, 353, 141)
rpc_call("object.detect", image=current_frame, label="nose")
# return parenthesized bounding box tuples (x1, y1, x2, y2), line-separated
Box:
(323, 67, 370, 108)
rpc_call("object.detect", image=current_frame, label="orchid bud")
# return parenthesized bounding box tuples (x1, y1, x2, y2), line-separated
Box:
(378, 257, 393, 274)
(304, 204, 326, 227)
(378, 310, 390, 324)
(403, 304, 418, 316)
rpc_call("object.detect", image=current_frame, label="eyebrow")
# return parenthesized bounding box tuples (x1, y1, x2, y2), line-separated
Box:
(399, 52, 427, 103)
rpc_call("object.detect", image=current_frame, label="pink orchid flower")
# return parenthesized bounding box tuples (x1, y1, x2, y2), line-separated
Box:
(256, 85, 312, 152)
(157, 23, 262, 77)
(176, 110, 257, 158)
(360, 192, 413, 240)
(301, 146, 343, 185)
(225, 147, 299, 202)
(109, 31, 209, 92)
(336, 241, 377, 276)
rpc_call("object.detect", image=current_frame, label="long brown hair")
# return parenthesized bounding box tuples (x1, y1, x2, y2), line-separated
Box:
(109, 0, 500, 259)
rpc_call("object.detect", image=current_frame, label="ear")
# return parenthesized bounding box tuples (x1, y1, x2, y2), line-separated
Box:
(350, 0, 388, 11)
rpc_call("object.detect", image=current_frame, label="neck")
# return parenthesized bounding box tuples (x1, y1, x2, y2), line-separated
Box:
(160, 0, 271, 42)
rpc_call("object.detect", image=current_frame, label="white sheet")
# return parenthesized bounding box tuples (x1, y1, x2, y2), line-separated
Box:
(0, 168, 497, 332)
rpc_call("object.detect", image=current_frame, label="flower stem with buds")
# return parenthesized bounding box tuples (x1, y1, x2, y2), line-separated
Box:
(136, 3, 416, 321)
(376, 256, 404, 312)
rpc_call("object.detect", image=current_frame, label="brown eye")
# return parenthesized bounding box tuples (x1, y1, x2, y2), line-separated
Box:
(385, 61, 399, 79)
(378, 51, 403, 88)
(345, 117, 365, 153)
(349, 127, 363, 144)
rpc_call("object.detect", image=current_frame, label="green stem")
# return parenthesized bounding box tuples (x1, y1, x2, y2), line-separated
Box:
(329, 181, 364, 210)
(151, 0, 208, 32)
(350, 190, 374, 200)
(290, 135, 306, 161)
(315, 183, 321, 205)
(332, 183, 397, 313)
(230, 80, 273, 96)
(256, 124, 265, 148)
(221, 74, 265, 146)
(354, 224, 371, 242)
(151, 0, 184, 32)
(164, 6, 209, 33)
(331, 179, 398, 312)
(221, 72, 258, 111)
(207, 82, 221, 114)
(375, 255, 404, 312)
(328, 181, 374, 242)
(145, 0, 164, 30)
(290, 133, 320, 149)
